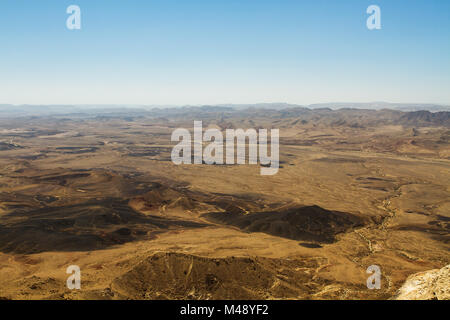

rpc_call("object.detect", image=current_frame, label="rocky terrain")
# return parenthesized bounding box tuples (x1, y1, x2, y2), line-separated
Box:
(0, 106, 448, 300)
(395, 265, 449, 300)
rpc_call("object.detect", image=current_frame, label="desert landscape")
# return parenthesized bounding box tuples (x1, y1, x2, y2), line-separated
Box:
(0, 105, 448, 300)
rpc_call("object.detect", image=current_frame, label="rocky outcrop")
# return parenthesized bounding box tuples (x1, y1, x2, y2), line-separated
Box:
(395, 265, 449, 300)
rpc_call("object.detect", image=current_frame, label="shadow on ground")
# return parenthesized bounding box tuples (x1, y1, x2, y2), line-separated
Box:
(203, 205, 367, 244)
(0, 198, 209, 254)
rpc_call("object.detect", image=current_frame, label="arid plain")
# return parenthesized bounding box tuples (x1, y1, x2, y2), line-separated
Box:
(0, 106, 448, 299)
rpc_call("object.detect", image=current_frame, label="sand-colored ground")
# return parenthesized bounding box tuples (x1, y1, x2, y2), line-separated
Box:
(0, 112, 448, 299)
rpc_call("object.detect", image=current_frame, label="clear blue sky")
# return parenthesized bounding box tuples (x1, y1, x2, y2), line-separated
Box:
(1, 0, 449, 105)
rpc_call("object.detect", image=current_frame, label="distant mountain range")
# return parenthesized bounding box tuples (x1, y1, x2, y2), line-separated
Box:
(219, 102, 450, 112)
(0, 103, 449, 127)
(1, 102, 449, 115)
(306, 102, 450, 112)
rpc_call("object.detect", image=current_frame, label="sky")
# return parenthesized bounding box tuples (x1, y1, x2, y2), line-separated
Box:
(0, 0, 449, 105)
